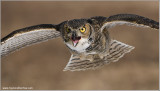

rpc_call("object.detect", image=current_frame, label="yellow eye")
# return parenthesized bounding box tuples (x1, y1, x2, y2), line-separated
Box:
(80, 27, 86, 33)
(66, 28, 71, 33)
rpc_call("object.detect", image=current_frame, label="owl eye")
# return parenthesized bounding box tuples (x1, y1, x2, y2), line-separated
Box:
(79, 27, 86, 33)
(66, 28, 71, 33)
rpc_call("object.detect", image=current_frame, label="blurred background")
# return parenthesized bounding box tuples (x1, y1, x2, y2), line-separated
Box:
(1, 1, 159, 90)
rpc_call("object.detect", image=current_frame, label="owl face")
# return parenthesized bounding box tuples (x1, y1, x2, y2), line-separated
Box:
(61, 19, 93, 53)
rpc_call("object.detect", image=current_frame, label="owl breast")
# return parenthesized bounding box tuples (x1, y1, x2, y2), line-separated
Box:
(66, 38, 91, 53)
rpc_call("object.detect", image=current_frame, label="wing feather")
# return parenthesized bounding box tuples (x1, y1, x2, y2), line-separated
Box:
(1, 24, 60, 57)
(101, 14, 159, 31)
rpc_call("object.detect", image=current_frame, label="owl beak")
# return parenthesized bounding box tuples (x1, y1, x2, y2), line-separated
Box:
(71, 32, 81, 47)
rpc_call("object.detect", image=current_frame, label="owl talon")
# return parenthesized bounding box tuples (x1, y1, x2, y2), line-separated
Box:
(99, 54, 104, 59)
(89, 58, 94, 62)
(79, 54, 94, 62)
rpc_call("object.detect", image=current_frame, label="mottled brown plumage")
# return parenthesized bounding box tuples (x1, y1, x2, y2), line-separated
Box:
(1, 14, 159, 71)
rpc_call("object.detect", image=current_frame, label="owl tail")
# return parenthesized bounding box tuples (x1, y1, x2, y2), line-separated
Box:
(63, 40, 134, 71)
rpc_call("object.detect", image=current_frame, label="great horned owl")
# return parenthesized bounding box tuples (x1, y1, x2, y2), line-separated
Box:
(1, 14, 159, 71)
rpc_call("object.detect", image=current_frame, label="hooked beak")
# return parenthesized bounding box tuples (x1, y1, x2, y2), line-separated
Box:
(71, 32, 81, 47)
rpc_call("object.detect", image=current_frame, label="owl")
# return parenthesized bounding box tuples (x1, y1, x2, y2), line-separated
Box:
(1, 14, 159, 71)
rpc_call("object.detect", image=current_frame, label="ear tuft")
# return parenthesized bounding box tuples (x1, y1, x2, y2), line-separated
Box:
(87, 19, 93, 24)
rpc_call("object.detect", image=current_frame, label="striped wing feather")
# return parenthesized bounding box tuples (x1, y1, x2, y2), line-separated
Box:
(63, 55, 106, 71)
(1, 24, 60, 57)
(101, 14, 159, 30)
(64, 40, 134, 71)
(106, 40, 134, 62)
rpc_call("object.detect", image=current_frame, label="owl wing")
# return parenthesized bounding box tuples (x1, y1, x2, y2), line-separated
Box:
(100, 14, 159, 30)
(63, 54, 106, 71)
(64, 40, 134, 71)
(1, 24, 60, 57)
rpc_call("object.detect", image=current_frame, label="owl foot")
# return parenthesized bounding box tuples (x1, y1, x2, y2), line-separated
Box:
(98, 54, 105, 59)
(79, 54, 94, 62)
(88, 56, 94, 62)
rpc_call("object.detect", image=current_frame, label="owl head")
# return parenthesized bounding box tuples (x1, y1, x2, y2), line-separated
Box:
(59, 19, 94, 52)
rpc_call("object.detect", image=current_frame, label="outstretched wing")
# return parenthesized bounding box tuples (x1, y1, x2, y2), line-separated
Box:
(63, 40, 134, 71)
(63, 54, 106, 71)
(101, 14, 159, 30)
(1, 24, 61, 57)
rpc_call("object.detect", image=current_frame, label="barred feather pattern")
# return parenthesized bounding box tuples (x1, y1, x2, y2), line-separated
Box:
(105, 40, 135, 63)
(1, 29, 60, 57)
(103, 14, 159, 30)
(64, 40, 134, 71)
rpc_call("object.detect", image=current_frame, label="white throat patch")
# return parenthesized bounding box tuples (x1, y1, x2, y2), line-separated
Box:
(66, 38, 91, 53)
